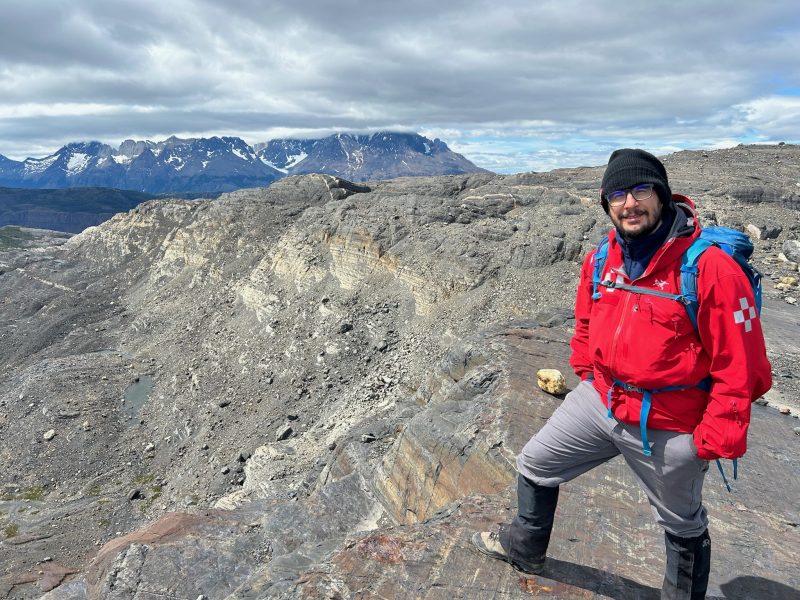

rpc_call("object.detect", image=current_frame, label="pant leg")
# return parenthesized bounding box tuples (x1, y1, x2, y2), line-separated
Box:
(502, 381, 621, 568)
(612, 422, 709, 537)
(614, 423, 711, 598)
(516, 380, 621, 486)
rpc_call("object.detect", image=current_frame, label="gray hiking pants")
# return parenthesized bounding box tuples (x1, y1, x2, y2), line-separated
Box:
(517, 380, 710, 538)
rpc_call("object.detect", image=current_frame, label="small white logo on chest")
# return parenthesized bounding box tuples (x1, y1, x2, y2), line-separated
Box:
(654, 279, 668, 290)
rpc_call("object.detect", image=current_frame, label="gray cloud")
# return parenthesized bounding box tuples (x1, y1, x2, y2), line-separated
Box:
(0, 0, 798, 171)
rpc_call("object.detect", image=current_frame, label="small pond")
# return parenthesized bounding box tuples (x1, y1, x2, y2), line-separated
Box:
(122, 375, 154, 425)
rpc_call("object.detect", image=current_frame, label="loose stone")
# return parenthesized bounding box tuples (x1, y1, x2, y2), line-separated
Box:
(276, 425, 293, 441)
(536, 369, 567, 395)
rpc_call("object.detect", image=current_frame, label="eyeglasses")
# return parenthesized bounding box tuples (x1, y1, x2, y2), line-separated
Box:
(604, 183, 655, 206)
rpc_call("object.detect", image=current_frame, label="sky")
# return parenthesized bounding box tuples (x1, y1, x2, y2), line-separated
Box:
(1, 1, 799, 173)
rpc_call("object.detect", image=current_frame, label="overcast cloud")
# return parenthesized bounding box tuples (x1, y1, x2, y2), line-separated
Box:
(1, 0, 798, 172)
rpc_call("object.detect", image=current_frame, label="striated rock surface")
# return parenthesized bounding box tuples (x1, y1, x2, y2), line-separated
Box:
(1, 145, 799, 598)
(36, 325, 800, 599)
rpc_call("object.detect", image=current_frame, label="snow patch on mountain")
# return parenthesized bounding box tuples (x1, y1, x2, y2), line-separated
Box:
(232, 148, 251, 161)
(166, 155, 185, 171)
(259, 157, 287, 173)
(285, 152, 307, 169)
(23, 155, 58, 175)
(67, 153, 90, 175)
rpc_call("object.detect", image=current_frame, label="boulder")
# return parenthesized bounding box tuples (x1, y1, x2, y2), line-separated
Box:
(536, 368, 568, 395)
(783, 239, 800, 263)
(746, 222, 781, 240)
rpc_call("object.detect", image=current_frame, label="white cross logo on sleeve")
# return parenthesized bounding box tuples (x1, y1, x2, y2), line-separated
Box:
(733, 297, 757, 332)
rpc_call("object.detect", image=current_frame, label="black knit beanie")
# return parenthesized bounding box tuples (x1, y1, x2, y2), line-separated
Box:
(600, 148, 672, 213)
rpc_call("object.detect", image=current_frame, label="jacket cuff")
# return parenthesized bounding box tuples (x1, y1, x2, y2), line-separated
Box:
(693, 430, 720, 461)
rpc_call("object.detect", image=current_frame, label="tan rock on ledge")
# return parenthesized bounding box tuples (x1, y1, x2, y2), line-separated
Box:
(537, 368, 567, 395)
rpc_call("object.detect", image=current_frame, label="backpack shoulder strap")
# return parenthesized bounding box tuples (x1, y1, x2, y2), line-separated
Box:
(591, 235, 610, 300)
(680, 237, 713, 331)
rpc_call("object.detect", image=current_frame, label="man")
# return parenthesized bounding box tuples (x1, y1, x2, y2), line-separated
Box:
(471, 149, 772, 599)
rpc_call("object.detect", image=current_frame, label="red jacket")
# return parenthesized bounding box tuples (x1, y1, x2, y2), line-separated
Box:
(570, 196, 772, 460)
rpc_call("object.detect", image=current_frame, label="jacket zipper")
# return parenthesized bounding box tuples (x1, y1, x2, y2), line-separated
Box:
(609, 287, 633, 376)
(605, 232, 682, 380)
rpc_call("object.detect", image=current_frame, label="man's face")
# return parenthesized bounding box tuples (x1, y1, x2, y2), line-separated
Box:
(608, 187, 664, 240)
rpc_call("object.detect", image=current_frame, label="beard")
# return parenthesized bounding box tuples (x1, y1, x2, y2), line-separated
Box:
(619, 209, 662, 239)
(610, 200, 666, 241)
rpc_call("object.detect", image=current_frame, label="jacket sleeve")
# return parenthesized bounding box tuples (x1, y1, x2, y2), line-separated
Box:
(569, 251, 596, 381)
(692, 250, 772, 460)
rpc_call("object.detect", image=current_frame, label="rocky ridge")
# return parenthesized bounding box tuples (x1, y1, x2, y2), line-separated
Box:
(0, 145, 798, 598)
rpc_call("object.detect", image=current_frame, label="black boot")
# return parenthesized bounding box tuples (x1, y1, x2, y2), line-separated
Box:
(662, 529, 711, 599)
(498, 474, 559, 573)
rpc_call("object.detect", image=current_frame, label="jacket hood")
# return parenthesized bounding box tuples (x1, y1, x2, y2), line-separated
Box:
(667, 195, 698, 241)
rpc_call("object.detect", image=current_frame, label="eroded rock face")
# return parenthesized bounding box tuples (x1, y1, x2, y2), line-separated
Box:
(2, 146, 800, 598)
(38, 324, 800, 599)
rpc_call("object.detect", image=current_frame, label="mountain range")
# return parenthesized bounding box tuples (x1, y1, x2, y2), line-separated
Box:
(0, 133, 487, 194)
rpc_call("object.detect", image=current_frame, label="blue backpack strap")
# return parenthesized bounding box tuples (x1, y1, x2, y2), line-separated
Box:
(640, 390, 653, 457)
(715, 458, 738, 493)
(680, 237, 713, 331)
(592, 236, 610, 300)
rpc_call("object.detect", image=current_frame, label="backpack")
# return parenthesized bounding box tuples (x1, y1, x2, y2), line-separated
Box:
(680, 227, 762, 328)
(590, 226, 763, 491)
